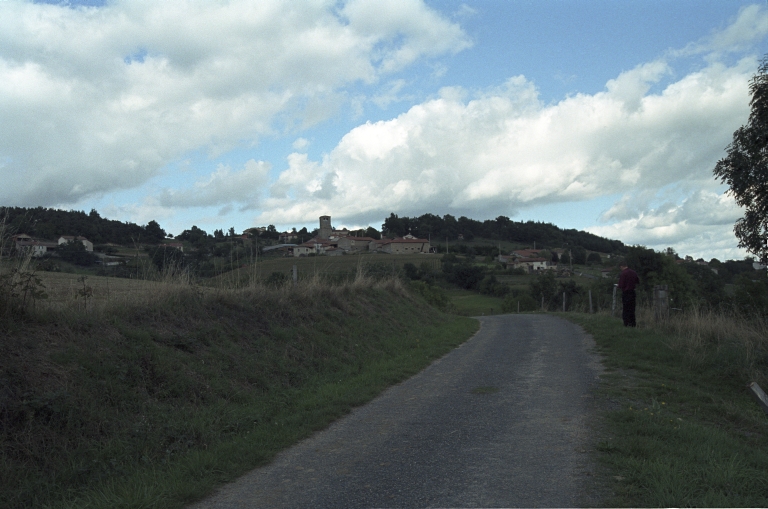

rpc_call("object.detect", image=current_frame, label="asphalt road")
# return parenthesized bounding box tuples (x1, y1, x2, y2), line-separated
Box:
(189, 314, 605, 509)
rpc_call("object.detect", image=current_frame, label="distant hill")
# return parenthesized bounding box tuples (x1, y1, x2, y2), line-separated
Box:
(0, 206, 166, 245)
(382, 213, 625, 253)
(1, 206, 626, 254)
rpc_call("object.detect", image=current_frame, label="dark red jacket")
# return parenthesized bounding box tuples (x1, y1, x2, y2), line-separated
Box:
(618, 268, 640, 292)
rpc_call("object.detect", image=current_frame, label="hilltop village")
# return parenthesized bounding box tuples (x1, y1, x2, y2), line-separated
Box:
(261, 216, 434, 257)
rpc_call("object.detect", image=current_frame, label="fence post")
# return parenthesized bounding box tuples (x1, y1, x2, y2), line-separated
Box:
(653, 285, 669, 322)
(589, 289, 593, 314)
(563, 292, 566, 312)
(517, 301, 520, 313)
(612, 285, 617, 317)
(541, 296, 544, 311)
(292, 264, 298, 286)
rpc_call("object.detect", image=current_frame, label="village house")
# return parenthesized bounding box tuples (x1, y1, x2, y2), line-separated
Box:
(511, 256, 549, 272)
(12, 234, 59, 257)
(372, 234, 431, 254)
(291, 245, 314, 257)
(337, 235, 376, 252)
(512, 249, 543, 259)
(278, 231, 299, 243)
(277, 217, 433, 257)
(58, 235, 93, 252)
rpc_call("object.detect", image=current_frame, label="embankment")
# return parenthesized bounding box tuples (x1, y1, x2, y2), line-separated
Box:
(0, 278, 478, 509)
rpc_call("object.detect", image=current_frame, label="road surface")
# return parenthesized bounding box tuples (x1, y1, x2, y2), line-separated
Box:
(189, 314, 605, 508)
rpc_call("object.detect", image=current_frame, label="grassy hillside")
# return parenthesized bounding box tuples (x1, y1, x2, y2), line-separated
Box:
(0, 275, 477, 509)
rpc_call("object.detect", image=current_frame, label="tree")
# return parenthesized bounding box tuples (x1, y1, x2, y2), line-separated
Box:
(529, 271, 557, 310)
(587, 252, 602, 264)
(144, 220, 166, 243)
(58, 240, 97, 266)
(714, 55, 768, 262)
(364, 226, 381, 240)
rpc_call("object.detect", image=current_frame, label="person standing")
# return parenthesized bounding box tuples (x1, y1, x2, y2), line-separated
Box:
(618, 262, 640, 327)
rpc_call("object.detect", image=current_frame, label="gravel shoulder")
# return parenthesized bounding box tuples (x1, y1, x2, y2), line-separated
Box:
(189, 314, 606, 509)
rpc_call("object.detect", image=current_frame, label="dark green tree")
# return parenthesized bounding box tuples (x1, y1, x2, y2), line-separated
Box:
(714, 55, 768, 262)
(151, 246, 185, 272)
(143, 220, 166, 243)
(529, 271, 557, 309)
(58, 240, 97, 266)
(587, 252, 602, 264)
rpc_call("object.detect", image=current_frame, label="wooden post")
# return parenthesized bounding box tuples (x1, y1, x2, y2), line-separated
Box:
(541, 296, 544, 311)
(748, 382, 768, 414)
(653, 285, 669, 322)
(292, 264, 298, 286)
(517, 301, 520, 313)
(612, 284, 617, 317)
(563, 292, 566, 312)
(589, 289, 593, 314)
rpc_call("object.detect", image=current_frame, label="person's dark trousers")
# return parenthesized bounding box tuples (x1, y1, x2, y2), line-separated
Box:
(622, 289, 636, 327)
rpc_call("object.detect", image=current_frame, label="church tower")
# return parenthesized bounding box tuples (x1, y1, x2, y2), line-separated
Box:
(319, 215, 332, 239)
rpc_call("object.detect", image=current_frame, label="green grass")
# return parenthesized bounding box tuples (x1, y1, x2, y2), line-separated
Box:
(1, 279, 478, 509)
(566, 312, 768, 507)
(212, 252, 441, 287)
(447, 289, 505, 316)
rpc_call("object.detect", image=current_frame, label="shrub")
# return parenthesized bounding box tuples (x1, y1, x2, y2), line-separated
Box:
(409, 280, 453, 312)
(502, 293, 539, 312)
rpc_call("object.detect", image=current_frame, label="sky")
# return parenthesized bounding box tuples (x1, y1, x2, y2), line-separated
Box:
(2, 0, 768, 261)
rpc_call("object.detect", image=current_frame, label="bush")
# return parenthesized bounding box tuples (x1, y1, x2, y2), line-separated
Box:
(502, 293, 539, 312)
(478, 275, 511, 297)
(265, 271, 289, 287)
(442, 260, 485, 290)
(35, 259, 60, 272)
(409, 281, 453, 312)
(58, 240, 98, 266)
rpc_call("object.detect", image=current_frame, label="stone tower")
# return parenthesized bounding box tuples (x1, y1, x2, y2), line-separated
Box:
(319, 215, 332, 239)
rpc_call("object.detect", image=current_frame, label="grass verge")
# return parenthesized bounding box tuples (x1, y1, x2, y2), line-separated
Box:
(566, 312, 768, 507)
(1, 278, 478, 509)
(447, 289, 505, 316)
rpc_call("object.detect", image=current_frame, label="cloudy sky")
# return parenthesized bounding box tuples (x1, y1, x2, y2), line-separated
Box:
(2, 0, 767, 260)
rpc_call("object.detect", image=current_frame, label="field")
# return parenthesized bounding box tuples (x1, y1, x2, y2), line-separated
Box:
(213, 252, 442, 287)
(447, 289, 506, 316)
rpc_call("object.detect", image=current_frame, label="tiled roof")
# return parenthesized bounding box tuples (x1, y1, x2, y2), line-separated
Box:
(379, 237, 430, 245)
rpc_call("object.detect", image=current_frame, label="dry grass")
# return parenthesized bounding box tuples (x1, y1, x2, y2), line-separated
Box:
(631, 305, 768, 386)
(3, 257, 409, 321)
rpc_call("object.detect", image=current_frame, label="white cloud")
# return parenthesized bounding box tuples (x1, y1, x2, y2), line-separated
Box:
(159, 159, 270, 208)
(706, 4, 768, 54)
(587, 190, 746, 260)
(259, 57, 754, 228)
(673, 4, 768, 58)
(292, 138, 310, 151)
(0, 0, 469, 206)
(372, 79, 411, 109)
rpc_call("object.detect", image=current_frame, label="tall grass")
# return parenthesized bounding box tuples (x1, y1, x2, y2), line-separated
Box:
(633, 305, 768, 387)
(1, 253, 469, 509)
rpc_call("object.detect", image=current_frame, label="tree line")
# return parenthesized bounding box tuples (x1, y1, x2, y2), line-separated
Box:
(1, 206, 167, 245)
(382, 212, 625, 253)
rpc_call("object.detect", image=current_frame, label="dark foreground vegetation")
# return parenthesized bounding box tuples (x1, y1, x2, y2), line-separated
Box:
(0, 277, 477, 509)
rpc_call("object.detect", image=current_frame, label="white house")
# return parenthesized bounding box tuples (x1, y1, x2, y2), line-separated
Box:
(58, 236, 93, 252)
